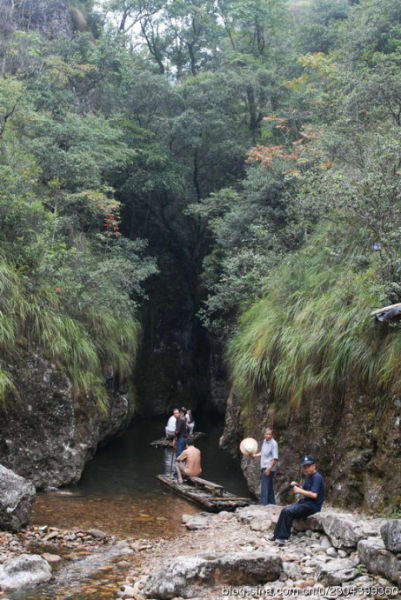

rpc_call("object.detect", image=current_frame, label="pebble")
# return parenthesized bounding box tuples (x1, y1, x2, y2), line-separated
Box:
(88, 528, 108, 539)
(326, 547, 337, 557)
(41, 553, 62, 563)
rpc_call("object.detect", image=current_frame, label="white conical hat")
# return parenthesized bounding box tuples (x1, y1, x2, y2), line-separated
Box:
(239, 437, 258, 456)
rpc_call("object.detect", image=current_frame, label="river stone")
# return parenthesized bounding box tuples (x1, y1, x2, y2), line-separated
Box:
(184, 514, 211, 530)
(0, 465, 36, 531)
(316, 558, 358, 586)
(381, 520, 401, 552)
(283, 561, 302, 580)
(143, 551, 282, 599)
(358, 537, 401, 586)
(250, 518, 272, 532)
(0, 554, 52, 590)
(236, 505, 281, 525)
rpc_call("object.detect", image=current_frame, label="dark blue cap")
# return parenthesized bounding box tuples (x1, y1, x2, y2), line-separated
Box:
(301, 454, 315, 466)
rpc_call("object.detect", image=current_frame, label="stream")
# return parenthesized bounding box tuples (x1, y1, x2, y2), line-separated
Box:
(10, 417, 248, 599)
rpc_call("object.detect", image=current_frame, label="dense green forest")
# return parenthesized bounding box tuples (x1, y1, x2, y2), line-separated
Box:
(1, 0, 401, 414)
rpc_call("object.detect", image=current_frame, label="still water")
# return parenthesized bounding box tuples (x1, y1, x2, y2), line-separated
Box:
(31, 417, 249, 538)
(10, 418, 248, 600)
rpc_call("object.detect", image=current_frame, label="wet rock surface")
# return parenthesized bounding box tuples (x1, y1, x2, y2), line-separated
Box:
(0, 554, 52, 591)
(0, 465, 35, 531)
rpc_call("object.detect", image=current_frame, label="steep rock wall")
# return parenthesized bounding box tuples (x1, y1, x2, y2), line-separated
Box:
(0, 353, 133, 489)
(220, 386, 401, 512)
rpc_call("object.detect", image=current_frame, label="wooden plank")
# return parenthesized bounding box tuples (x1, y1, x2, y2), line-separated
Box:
(150, 432, 206, 448)
(189, 476, 224, 497)
(156, 474, 251, 512)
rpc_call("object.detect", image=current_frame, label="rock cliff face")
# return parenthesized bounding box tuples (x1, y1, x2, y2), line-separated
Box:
(0, 353, 133, 489)
(220, 385, 401, 512)
(0, 0, 86, 40)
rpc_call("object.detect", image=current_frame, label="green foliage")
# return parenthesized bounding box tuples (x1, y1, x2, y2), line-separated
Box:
(228, 225, 400, 410)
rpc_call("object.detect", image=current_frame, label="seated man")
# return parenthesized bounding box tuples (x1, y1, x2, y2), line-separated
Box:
(270, 454, 325, 544)
(165, 408, 180, 440)
(175, 440, 202, 484)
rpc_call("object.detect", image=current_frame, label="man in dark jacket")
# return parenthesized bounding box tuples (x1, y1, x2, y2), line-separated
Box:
(174, 409, 189, 458)
(270, 455, 325, 543)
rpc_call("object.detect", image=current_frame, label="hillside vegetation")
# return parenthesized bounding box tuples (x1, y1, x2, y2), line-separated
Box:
(1, 0, 401, 420)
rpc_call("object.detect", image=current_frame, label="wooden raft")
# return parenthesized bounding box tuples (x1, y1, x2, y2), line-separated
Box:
(157, 474, 252, 512)
(150, 432, 206, 448)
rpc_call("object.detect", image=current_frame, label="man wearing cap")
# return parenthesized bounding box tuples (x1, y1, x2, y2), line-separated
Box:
(270, 454, 325, 543)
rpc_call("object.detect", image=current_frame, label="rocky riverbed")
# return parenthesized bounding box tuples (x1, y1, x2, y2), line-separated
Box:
(118, 505, 401, 600)
(1, 505, 401, 599)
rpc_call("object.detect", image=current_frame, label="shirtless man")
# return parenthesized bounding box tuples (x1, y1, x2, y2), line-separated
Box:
(175, 440, 201, 484)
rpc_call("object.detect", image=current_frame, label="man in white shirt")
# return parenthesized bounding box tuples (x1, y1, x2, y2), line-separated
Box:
(252, 427, 279, 505)
(165, 408, 180, 439)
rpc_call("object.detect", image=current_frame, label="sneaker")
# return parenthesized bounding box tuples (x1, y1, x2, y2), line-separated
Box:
(267, 536, 276, 542)
(276, 538, 287, 544)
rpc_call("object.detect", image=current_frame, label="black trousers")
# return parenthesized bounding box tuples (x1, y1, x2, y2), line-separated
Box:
(274, 503, 316, 540)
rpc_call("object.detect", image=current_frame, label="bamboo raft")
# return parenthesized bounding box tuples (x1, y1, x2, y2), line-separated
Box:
(150, 432, 206, 448)
(157, 474, 252, 512)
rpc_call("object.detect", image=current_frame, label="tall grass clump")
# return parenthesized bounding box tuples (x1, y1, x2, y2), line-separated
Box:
(228, 225, 401, 411)
(0, 254, 140, 411)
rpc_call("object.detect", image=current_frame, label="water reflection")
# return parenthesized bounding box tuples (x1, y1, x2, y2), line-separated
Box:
(30, 417, 248, 539)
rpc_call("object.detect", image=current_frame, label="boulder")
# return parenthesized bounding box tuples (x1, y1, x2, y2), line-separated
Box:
(358, 537, 401, 586)
(381, 520, 401, 552)
(143, 551, 282, 599)
(0, 353, 133, 488)
(293, 513, 323, 532)
(316, 558, 358, 586)
(310, 511, 378, 549)
(0, 554, 52, 591)
(0, 465, 36, 531)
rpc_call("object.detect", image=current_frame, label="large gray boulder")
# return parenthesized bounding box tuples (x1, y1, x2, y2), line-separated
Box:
(144, 551, 282, 599)
(381, 520, 401, 552)
(0, 353, 133, 489)
(0, 554, 52, 590)
(300, 511, 379, 549)
(316, 558, 358, 586)
(0, 465, 35, 531)
(358, 537, 401, 586)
